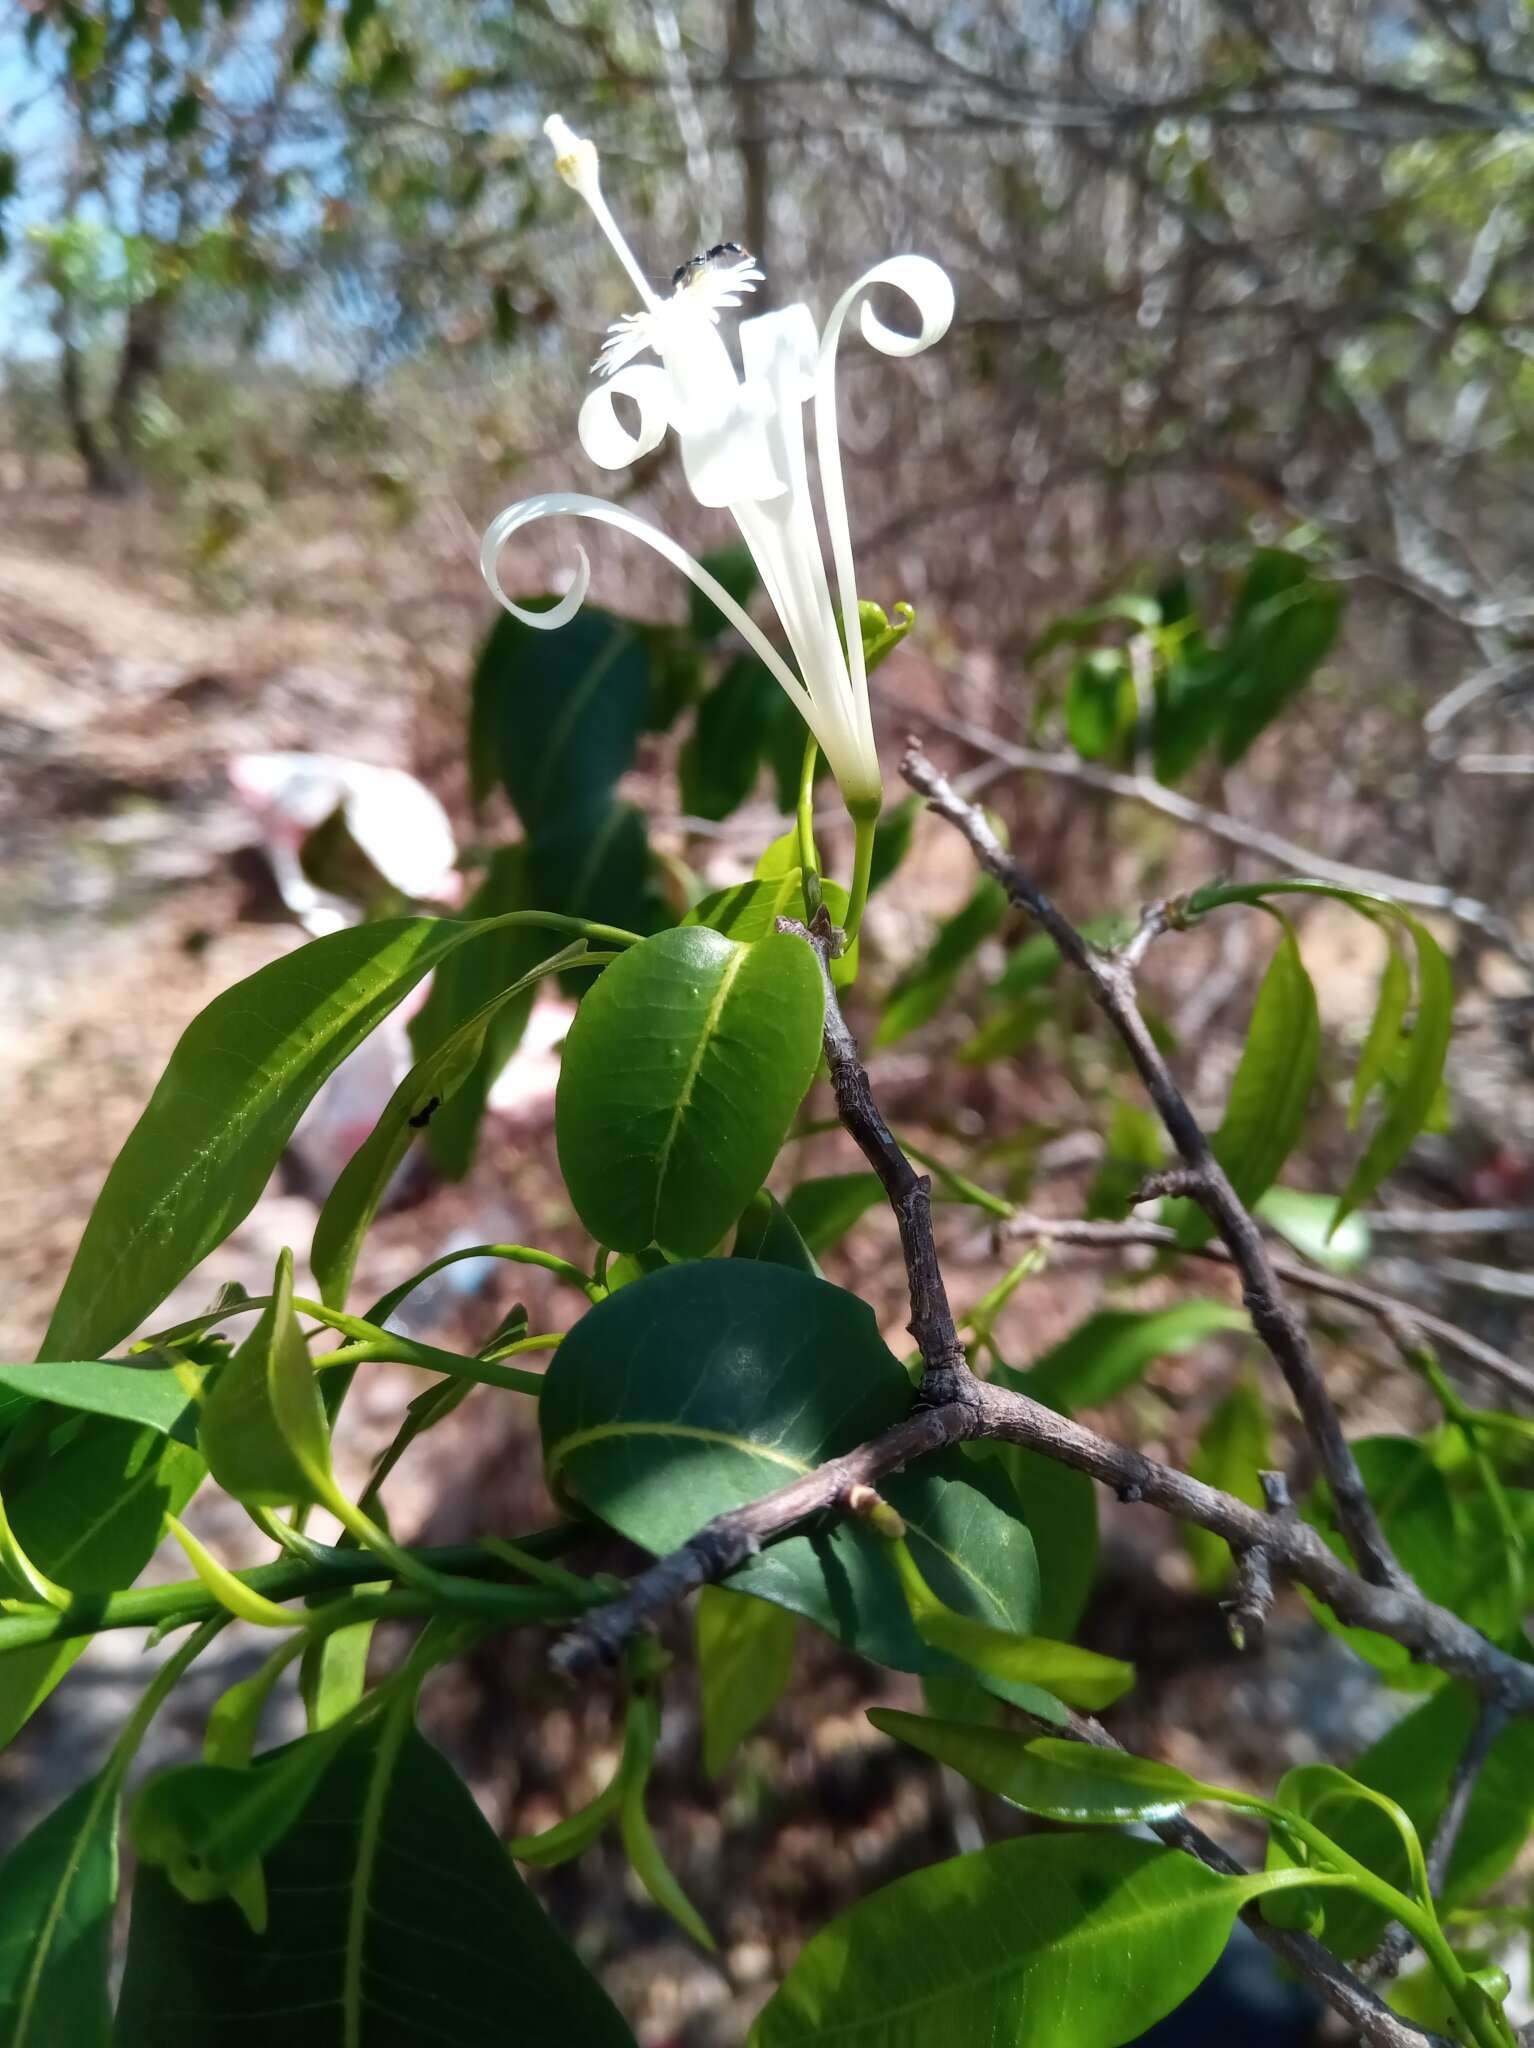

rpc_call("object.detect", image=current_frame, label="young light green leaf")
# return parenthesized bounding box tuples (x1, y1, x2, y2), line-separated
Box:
(163, 1514, 297, 1628)
(870, 1713, 1201, 1822)
(1176, 915, 1319, 1246)
(1019, 1301, 1248, 1413)
(312, 940, 586, 1307)
(199, 1250, 332, 1509)
(0, 1355, 209, 1444)
(556, 926, 824, 1257)
(1184, 1374, 1269, 1594)
(1255, 1186, 1371, 1272)
(731, 1189, 821, 1276)
(0, 1772, 118, 2047)
(508, 1777, 624, 1867)
(889, 1542, 1133, 1708)
(1331, 915, 1454, 1235)
(118, 1711, 637, 2046)
(130, 1735, 343, 1907)
(617, 1692, 714, 1949)
(1350, 943, 1411, 1127)
(697, 1587, 797, 1777)
(751, 1832, 1248, 2048)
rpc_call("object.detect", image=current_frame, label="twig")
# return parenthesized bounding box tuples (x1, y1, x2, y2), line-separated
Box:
(998, 1211, 1534, 1404)
(895, 700, 1534, 977)
(902, 742, 1402, 1588)
(1363, 1208, 1534, 1238)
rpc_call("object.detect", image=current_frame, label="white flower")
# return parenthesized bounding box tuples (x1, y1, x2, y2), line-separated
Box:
(481, 113, 954, 821)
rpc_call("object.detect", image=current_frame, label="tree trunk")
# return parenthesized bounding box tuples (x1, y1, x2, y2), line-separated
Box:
(54, 292, 120, 496)
(106, 288, 171, 493)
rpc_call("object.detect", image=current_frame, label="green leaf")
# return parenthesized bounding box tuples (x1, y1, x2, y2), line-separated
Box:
(1350, 944, 1411, 1127)
(1174, 916, 1319, 1247)
(117, 1711, 636, 2046)
(697, 1588, 797, 1776)
(751, 1832, 1249, 2048)
(875, 875, 1008, 1046)
(542, 1262, 1040, 1676)
(1217, 553, 1342, 766)
(689, 543, 759, 643)
(870, 1714, 1201, 1822)
(973, 1440, 1098, 1639)
(0, 1772, 117, 2046)
(1018, 1301, 1248, 1413)
(470, 601, 649, 834)
(1255, 1186, 1371, 1272)
(1305, 1437, 1457, 1675)
(732, 1189, 820, 1275)
(199, 1251, 331, 1508)
(781, 1172, 885, 1255)
(616, 1691, 714, 1948)
(406, 847, 552, 1178)
(130, 1734, 344, 1907)
(44, 917, 500, 1361)
(1263, 1762, 1428, 1958)
(1065, 648, 1134, 759)
(1084, 1101, 1167, 1220)
(556, 926, 824, 1257)
(0, 1356, 208, 1444)
(313, 939, 585, 1306)
(1331, 915, 1454, 1234)
(889, 1545, 1133, 1708)
(679, 658, 779, 819)
(0, 1421, 203, 1747)
(1184, 1374, 1269, 1594)
(681, 869, 806, 944)
(1029, 593, 1162, 662)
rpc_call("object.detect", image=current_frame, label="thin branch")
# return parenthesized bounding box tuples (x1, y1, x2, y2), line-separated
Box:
(894, 702, 1534, 977)
(903, 743, 1402, 1588)
(999, 1212, 1534, 1405)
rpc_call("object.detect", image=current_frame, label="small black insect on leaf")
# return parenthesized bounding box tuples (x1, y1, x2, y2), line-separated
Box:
(408, 1095, 441, 1129)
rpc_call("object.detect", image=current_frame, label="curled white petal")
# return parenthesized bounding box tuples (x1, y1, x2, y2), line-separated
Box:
(578, 365, 671, 470)
(812, 255, 955, 774)
(480, 490, 840, 741)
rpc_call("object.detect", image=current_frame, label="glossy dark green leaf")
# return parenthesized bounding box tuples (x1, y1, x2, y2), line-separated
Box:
(751, 1832, 1248, 2048)
(1332, 915, 1454, 1233)
(0, 1771, 117, 2046)
(870, 1713, 1200, 1822)
(782, 1172, 885, 1255)
(556, 926, 824, 1256)
(314, 939, 584, 1306)
(875, 875, 1008, 1047)
(526, 799, 666, 955)
(1019, 1301, 1247, 1413)
(542, 1262, 1039, 1676)
(732, 1190, 820, 1275)
(1185, 1374, 1269, 1594)
(974, 1439, 1099, 1639)
(406, 847, 552, 1178)
(199, 1250, 331, 1509)
(697, 1588, 797, 1776)
(470, 601, 649, 833)
(44, 917, 493, 1362)
(679, 658, 779, 819)
(0, 1421, 203, 1745)
(0, 1357, 208, 1445)
(116, 1712, 636, 2046)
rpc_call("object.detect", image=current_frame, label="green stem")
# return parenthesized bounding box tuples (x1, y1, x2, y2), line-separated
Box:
(364, 1242, 602, 1323)
(306, 1333, 545, 1396)
(843, 798, 879, 946)
(0, 1530, 581, 1653)
(106, 1614, 227, 1780)
(797, 735, 824, 918)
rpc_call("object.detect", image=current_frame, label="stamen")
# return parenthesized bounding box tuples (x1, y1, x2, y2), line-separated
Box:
(543, 112, 660, 316)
